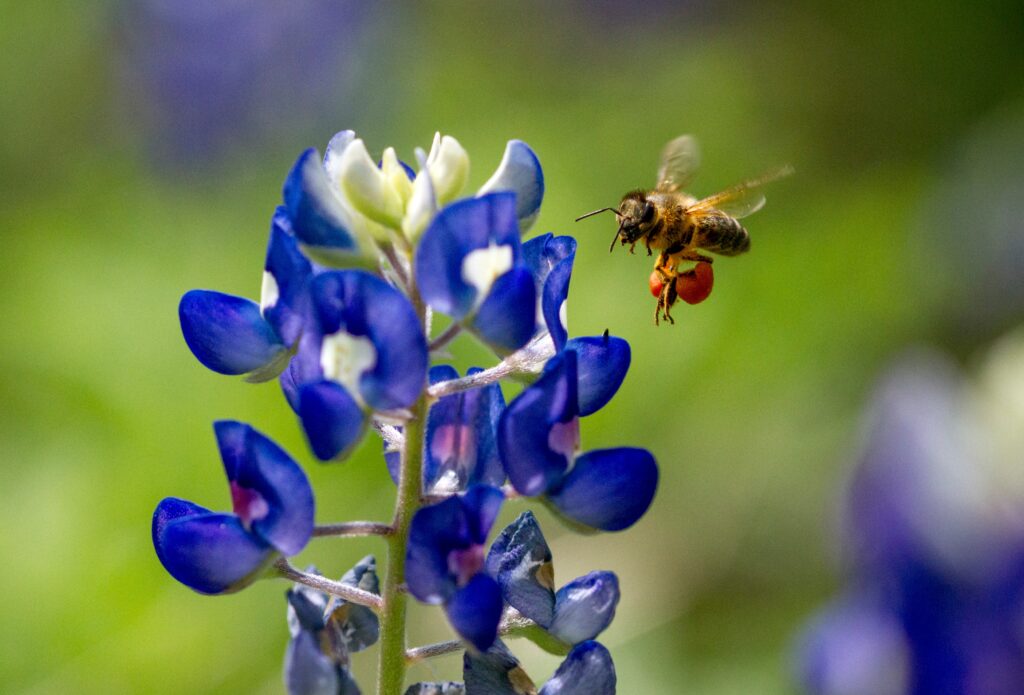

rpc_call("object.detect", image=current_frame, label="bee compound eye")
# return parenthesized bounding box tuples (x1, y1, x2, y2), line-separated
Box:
(642, 202, 655, 222)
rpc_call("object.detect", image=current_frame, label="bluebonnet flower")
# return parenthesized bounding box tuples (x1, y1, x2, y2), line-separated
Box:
(291, 269, 429, 461)
(179, 209, 312, 381)
(386, 366, 505, 494)
(486, 511, 619, 651)
(462, 639, 616, 695)
(499, 350, 658, 531)
(415, 192, 538, 354)
(152, 421, 314, 594)
(405, 485, 506, 651)
(796, 354, 1024, 695)
(520, 233, 631, 415)
(284, 557, 380, 695)
(160, 129, 649, 694)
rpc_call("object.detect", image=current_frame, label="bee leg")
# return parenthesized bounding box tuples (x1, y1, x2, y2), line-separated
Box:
(654, 268, 678, 325)
(628, 241, 638, 255)
(645, 239, 653, 256)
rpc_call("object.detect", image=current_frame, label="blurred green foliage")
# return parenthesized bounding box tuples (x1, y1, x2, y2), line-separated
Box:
(2, 1, 1022, 693)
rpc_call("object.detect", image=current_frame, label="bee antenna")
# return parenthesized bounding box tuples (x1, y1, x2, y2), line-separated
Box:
(609, 220, 625, 253)
(574, 207, 620, 222)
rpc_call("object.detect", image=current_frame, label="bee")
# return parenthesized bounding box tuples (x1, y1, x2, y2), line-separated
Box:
(576, 136, 791, 325)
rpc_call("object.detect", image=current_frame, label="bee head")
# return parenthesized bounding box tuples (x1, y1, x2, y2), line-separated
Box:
(615, 191, 655, 247)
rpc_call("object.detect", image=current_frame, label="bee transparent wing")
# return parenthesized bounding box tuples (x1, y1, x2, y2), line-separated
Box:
(655, 135, 700, 192)
(685, 165, 793, 219)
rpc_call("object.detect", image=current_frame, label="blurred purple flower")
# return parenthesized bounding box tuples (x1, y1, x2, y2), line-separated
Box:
(797, 353, 1024, 695)
(116, 0, 371, 168)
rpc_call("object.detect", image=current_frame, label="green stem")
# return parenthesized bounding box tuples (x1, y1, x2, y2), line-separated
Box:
(377, 300, 430, 695)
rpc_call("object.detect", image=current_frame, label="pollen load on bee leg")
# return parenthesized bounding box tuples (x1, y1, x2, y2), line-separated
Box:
(648, 270, 665, 298)
(675, 262, 714, 305)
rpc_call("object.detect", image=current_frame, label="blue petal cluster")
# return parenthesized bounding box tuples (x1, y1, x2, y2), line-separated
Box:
(152, 421, 314, 594)
(159, 130, 655, 693)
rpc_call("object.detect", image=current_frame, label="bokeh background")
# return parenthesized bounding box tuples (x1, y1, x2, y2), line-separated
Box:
(3, 1, 1024, 692)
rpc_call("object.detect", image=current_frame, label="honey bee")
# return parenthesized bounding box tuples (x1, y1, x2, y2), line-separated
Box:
(577, 136, 791, 325)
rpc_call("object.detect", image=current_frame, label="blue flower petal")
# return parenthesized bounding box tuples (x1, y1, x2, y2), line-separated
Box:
(522, 234, 576, 287)
(284, 630, 342, 695)
(152, 498, 274, 594)
(550, 572, 619, 644)
(286, 584, 329, 633)
(485, 511, 555, 628)
(539, 641, 617, 695)
(479, 140, 545, 230)
(541, 256, 573, 351)
(547, 448, 658, 532)
(179, 290, 286, 376)
(297, 380, 368, 462)
(415, 192, 522, 321)
(213, 420, 314, 556)
(499, 352, 579, 496)
(471, 267, 537, 354)
(312, 271, 428, 411)
(445, 573, 504, 652)
(280, 331, 326, 413)
(425, 366, 506, 493)
(406, 486, 504, 605)
(564, 334, 631, 417)
(461, 484, 505, 545)
(406, 496, 470, 604)
(323, 130, 356, 182)
(263, 207, 313, 346)
(283, 148, 359, 251)
(463, 640, 531, 695)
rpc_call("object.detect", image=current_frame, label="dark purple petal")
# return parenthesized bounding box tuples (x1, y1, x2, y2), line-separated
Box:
(479, 140, 545, 228)
(547, 448, 658, 532)
(283, 630, 342, 695)
(152, 499, 274, 594)
(280, 331, 326, 412)
(499, 352, 579, 496)
(213, 420, 314, 555)
(263, 207, 313, 346)
(297, 380, 368, 462)
(406, 496, 470, 604)
(485, 510, 555, 628)
(415, 192, 522, 320)
(471, 267, 537, 354)
(550, 572, 619, 644)
(539, 641, 616, 695)
(426, 366, 506, 493)
(564, 334, 631, 417)
(286, 585, 328, 634)
(312, 271, 428, 411)
(283, 148, 359, 251)
(463, 640, 531, 695)
(406, 486, 504, 605)
(445, 573, 504, 652)
(541, 256, 573, 351)
(179, 290, 286, 376)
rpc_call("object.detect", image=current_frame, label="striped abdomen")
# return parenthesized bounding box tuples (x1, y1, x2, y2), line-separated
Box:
(694, 213, 750, 256)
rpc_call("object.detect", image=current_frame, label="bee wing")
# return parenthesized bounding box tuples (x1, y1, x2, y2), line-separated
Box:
(655, 135, 700, 192)
(685, 166, 793, 219)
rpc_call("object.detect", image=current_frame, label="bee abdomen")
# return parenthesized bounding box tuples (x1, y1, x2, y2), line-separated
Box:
(697, 214, 750, 256)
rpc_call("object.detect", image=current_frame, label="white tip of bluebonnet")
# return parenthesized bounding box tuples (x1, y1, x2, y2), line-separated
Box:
(337, 138, 405, 228)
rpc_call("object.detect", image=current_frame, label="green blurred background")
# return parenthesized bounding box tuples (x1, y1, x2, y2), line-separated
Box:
(3, 1, 1023, 692)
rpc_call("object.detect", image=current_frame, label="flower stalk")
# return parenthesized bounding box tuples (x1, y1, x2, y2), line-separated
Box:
(377, 296, 429, 695)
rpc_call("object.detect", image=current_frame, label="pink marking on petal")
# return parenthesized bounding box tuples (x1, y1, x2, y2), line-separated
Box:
(548, 418, 580, 461)
(448, 544, 486, 587)
(430, 424, 477, 467)
(230, 481, 270, 528)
